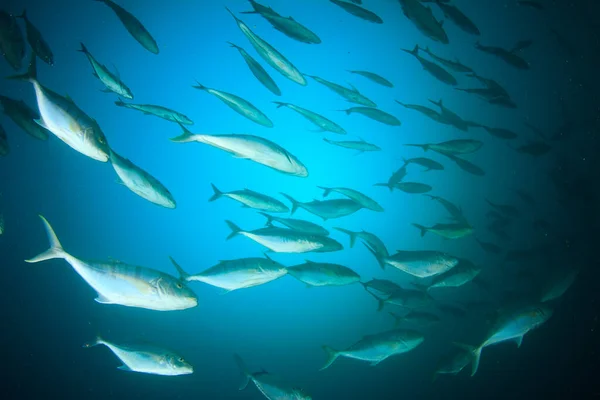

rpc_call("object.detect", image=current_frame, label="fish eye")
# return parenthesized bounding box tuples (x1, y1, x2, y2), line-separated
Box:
(176, 282, 183, 289)
(178, 357, 184, 362)
(98, 136, 105, 144)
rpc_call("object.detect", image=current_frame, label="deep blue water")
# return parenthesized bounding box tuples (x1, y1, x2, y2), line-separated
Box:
(1, 0, 599, 399)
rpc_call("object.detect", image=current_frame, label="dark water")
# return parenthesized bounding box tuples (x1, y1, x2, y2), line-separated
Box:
(1, 0, 599, 399)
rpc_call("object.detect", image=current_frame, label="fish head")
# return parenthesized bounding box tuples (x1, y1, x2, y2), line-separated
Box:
(320, 238, 343, 252)
(84, 121, 111, 162)
(157, 277, 198, 309)
(166, 354, 194, 375)
(286, 154, 308, 177)
(529, 305, 554, 324)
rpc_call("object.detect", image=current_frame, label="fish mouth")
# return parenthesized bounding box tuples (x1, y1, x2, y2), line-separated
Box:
(92, 151, 110, 162)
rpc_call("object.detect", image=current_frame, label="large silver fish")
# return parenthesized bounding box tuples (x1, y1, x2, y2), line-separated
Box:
(78, 43, 133, 99)
(170, 124, 308, 177)
(17, 10, 54, 65)
(209, 183, 288, 213)
(115, 99, 193, 125)
(287, 260, 360, 287)
(229, 42, 281, 96)
(281, 193, 363, 220)
(274, 102, 346, 134)
(25, 215, 197, 311)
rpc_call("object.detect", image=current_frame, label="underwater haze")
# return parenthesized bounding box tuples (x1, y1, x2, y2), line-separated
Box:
(1, 0, 599, 399)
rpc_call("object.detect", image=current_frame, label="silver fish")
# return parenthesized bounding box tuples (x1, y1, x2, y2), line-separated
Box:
(323, 137, 380, 153)
(329, 0, 383, 24)
(287, 260, 360, 287)
(281, 193, 363, 220)
(334, 227, 388, 258)
(274, 102, 346, 134)
(367, 247, 459, 278)
(339, 107, 401, 126)
(114, 98, 193, 125)
(306, 75, 376, 107)
(412, 222, 473, 239)
(229, 41, 281, 96)
(259, 212, 330, 236)
(402, 45, 457, 86)
(318, 186, 383, 212)
(421, 46, 473, 73)
(398, 0, 448, 44)
(348, 70, 393, 87)
(209, 183, 288, 213)
(78, 43, 133, 99)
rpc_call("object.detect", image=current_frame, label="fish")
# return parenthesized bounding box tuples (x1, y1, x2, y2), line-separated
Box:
(412, 222, 473, 239)
(475, 41, 530, 70)
(78, 43, 133, 99)
(334, 227, 388, 258)
(395, 100, 442, 123)
(348, 70, 393, 87)
(339, 107, 401, 126)
(17, 10, 54, 65)
(110, 149, 176, 209)
(0, 124, 8, 157)
(240, 1, 321, 45)
(320, 329, 424, 370)
(93, 0, 158, 54)
(480, 125, 518, 139)
(329, 0, 383, 24)
(318, 186, 383, 212)
(403, 157, 444, 171)
(287, 260, 361, 287)
(366, 246, 459, 277)
(425, 259, 481, 289)
(171, 255, 286, 292)
(323, 137, 381, 153)
(25, 215, 197, 311)
(170, 124, 308, 177)
(431, 0, 480, 35)
(433, 343, 475, 380)
(405, 139, 483, 155)
(402, 45, 457, 86)
(421, 46, 473, 73)
(306, 75, 376, 107)
(424, 195, 465, 222)
(226, 8, 306, 85)
(281, 193, 363, 220)
(475, 237, 503, 254)
(0, 95, 49, 140)
(259, 213, 330, 236)
(209, 183, 288, 213)
(443, 153, 486, 177)
(428, 99, 469, 131)
(540, 268, 578, 303)
(485, 199, 520, 218)
(8, 55, 110, 162)
(374, 163, 410, 192)
(225, 220, 343, 253)
(460, 304, 553, 376)
(84, 336, 193, 375)
(398, 0, 448, 44)
(274, 102, 346, 134)
(360, 279, 401, 297)
(114, 99, 193, 125)
(193, 82, 273, 128)
(465, 71, 510, 97)
(228, 42, 281, 96)
(0, 11, 25, 70)
(508, 141, 552, 156)
(517, 0, 544, 10)
(370, 288, 432, 310)
(389, 311, 440, 326)
(235, 354, 312, 399)
(382, 182, 432, 194)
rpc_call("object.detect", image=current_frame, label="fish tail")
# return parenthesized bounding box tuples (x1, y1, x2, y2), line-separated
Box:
(114, 97, 126, 107)
(257, 212, 273, 227)
(25, 215, 68, 264)
(322, 138, 332, 144)
(279, 193, 299, 214)
(388, 312, 404, 327)
(83, 335, 104, 348)
(225, 220, 243, 240)
(209, 183, 223, 202)
(192, 81, 207, 91)
(363, 242, 386, 269)
(317, 186, 332, 198)
(319, 346, 340, 371)
(233, 354, 252, 390)
(412, 223, 428, 237)
(7, 53, 37, 82)
(401, 44, 419, 56)
(170, 123, 197, 143)
(333, 227, 356, 247)
(227, 41, 241, 49)
(453, 342, 482, 376)
(373, 182, 393, 192)
(272, 101, 288, 108)
(168, 256, 190, 281)
(404, 143, 427, 151)
(225, 6, 240, 22)
(77, 42, 89, 54)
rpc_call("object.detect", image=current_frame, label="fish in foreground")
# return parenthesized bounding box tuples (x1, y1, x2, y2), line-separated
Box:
(235, 354, 312, 399)
(0, 95, 49, 140)
(259, 212, 329, 236)
(458, 304, 553, 376)
(8, 55, 110, 162)
(398, 0, 448, 44)
(287, 261, 360, 287)
(25, 215, 197, 310)
(227, 8, 306, 85)
(94, 0, 158, 54)
(406, 139, 483, 155)
(115, 99, 193, 125)
(321, 329, 424, 370)
(84, 336, 193, 375)
(171, 255, 286, 292)
(274, 102, 346, 134)
(348, 70, 393, 87)
(18, 10, 54, 65)
(229, 42, 281, 96)
(306, 74, 376, 107)
(110, 149, 176, 209)
(367, 246, 459, 277)
(335, 227, 388, 257)
(318, 186, 383, 212)
(412, 221, 473, 239)
(210, 184, 288, 213)
(402, 45, 457, 86)
(281, 193, 363, 220)
(193, 82, 273, 128)
(329, 0, 383, 24)
(323, 137, 380, 154)
(170, 124, 308, 177)
(225, 220, 343, 253)
(339, 107, 401, 126)
(0, 124, 8, 157)
(0, 11, 25, 70)
(78, 43, 133, 99)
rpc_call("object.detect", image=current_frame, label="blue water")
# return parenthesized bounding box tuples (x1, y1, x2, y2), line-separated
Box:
(1, 0, 598, 399)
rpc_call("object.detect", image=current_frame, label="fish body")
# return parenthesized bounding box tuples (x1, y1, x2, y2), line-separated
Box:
(434, 344, 475, 379)
(281, 193, 363, 220)
(427, 259, 481, 289)
(481, 125, 518, 139)
(18, 10, 54, 65)
(429, 99, 469, 131)
(274, 102, 346, 134)
(210, 184, 288, 213)
(348, 70, 393, 87)
(341, 107, 401, 126)
(229, 42, 281, 96)
(433, 1, 480, 35)
(406, 139, 483, 155)
(383, 182, 432, 194)
(329, 0, 383, 24)
(398, 0, 448, 43)
(444, 153, 485, 176)
(421, 47, 473, 73)
(475, 41, 530, 70)
(318, 186, 383, 212)
(0, 11, 25, 70)
(404, 157, 444, 171)
(485, 199, 520, 218)
(425, 195, 465, 222)
(370, 248, 459, 278)
(323, 138, 380, 153)
(78, 43, 133, 99)
(390, 311, 440, 326)
(475, 237, 502, 254)
(307, 75, 376, 107)
(360, 279, 401, 297)
(402, 45, 457, 86)
(412, 222, 473, 239)
(114, 99, 193, 125)
(395, 100, 442, 122)
(372, 289, 432, 310)
(287, 261, 360, 287)
(0, 95, 49, 140)
(540, 269, 578, 302)
(259, 213, 329, 236)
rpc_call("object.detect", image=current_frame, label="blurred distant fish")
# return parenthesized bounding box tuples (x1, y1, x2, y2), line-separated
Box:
(517, 0, 543, 10)
(379, 182, 432, 194)
(512, 39, 533, 52)
(338, 106, 401, 126)
(84, 336, 193, 376)
(329, 0, 383, 24)
(412, 222, 473, 239)
(323, 137, 381, 153)
(288, 261, 361, 287)
(486, 199, 520, 218)
(25, 215, 197, 311)
(395, 100, 442, 122)
(475, 237, 503, 254)
(428, 99, 469, 131)
(443, 153, 486, 177)
(429, 0, 480, 35)
(171, 255, 287, 292)
(307, 75, 376, 107)
(193, 82, 273, 128)
(209, 184, 288, 213)
(259, 213, 329, 236)
(433, 343, 475, 380)
(0, 11, 25, 70)
(389, 311, 440, 327)
(94, 0, 158, 54)
(488, 226, 511, 242)
(348, 70, 393, 87)
(110, 149, 176, 209)
(479, 125, 518, 140)
(398, 0, 448, 44)
(369, 288, 432, 310)
(240, 0, 321, 44)
(0, 124, 8, 157)
(406, 139, 483, 155)
(540, 268, 578, 303)
(467, 71, 510, 98)
(367, 247, 459, 277)
(421, 46, 473, 73)
(334, 227, 388, 257)
(114, 99, 193, 125)
(360, 279, 401, 297)
(425, 195, 465, 222)
(0, 95, 49, 140)
(437, 303, 467, 318)
(318, 186, 383, 212)
(225, 220, 343, 253)
(281, 193, 363, 220)
(475, 41, 530, 70)
(274, 102, 346, 134)
(227, 8, 306, 85)
(228, 42, 281, 96)
(78, 43, 133, 99)
(512, 188, 535, 206)
(18, 10, 53, 65)
(404, 157, 444, 171)
(320, 329, 424, 370)
(402, 45, 457, 86)
(170, 125, 308, 177)
(508, 141, 552, 156)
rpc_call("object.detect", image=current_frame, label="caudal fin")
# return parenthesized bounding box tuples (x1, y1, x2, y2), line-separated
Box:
(170, 123, 197, 143)
(388, 312, 403, 327)
(317, 186, 332, 198)
(401, 44, 419, 56)
(404, 143, 428, 151)
(257, 212, 274, 227)
(77, 42, 89, 54)
(225, 220, 243, 240)
(83, 335, 104, 348)
(412, 223, 428, 237)
(280, 193, 300, 214)
(209, 183, 223, 202)
(452, 342, 482, 376)
(333, 227, 357, 247)
(272, 101, 288, 108)
(374, 182, 394, 192)
(319, 346, 340, 371)
(7, 53, 37, 82)
(192, 81, 207, 91)
(169, 256, 190, 281)
(25, 215, 67, 263)
(234, 354, 252, 390)
(114, 97, 126, 107)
